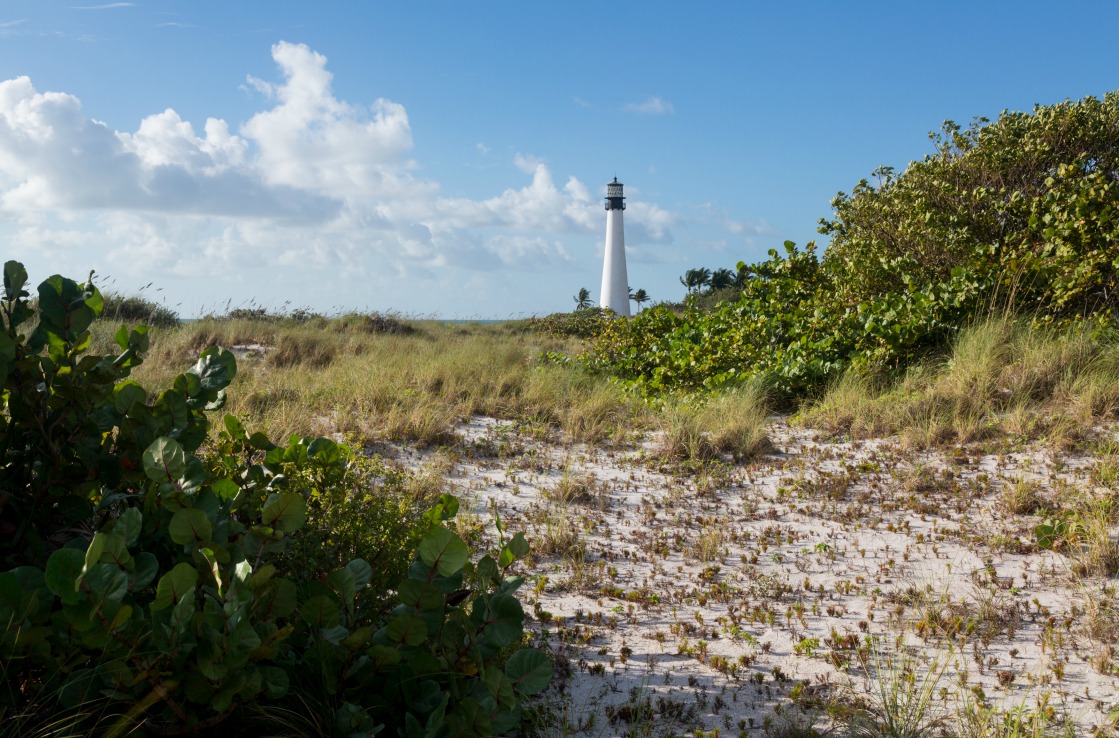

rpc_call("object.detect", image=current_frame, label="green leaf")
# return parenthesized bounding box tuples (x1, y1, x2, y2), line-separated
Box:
(248, 431, 274, 451)
(153, 562, 199, 612)
(113, 381, 147, 414)
(45, 548, 85, 605)
(327, 567, 356, 607)
(256, 578, 298, 619)
(308, 437, 342, 465)
(83, 565, 129, 609)
(115, 508, 142, 546)
(189, 346, 237, 393)
(83, 533, 107, 573)
(476, 555, 498, 585)
(211, 477, 240, 502)
(418, 527, 469, 577)
(397, 580, 444, 610)
(143, 437, 186, 482)
(484, 665, 517, 708)
(132, 553, 159, 589)
(3, 260, 28, 298)
(260, 666, 289, 699)
(300, 595, 340, 628)
(482, 593, 524, 648)
(114, 324, 129, 351)
(498, 532, 530, 569)
(200, 548, 222, 595)
(505, 648, 552, 695)
(345, 559, 372, 590)
(437, 493, 460, 520)
(86, 532, 130, 572)
(386, 613, 428, 646)
(223, 414, 247, 440)
(169, 508, 213, 545)
(261, 493, 307, 532)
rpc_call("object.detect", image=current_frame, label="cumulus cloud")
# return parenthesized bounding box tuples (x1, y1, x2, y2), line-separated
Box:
(0, 40, 683, 312)
(242, 42, 418, 201)
(622, 96, 675, 115)
(435, 159, 597, 234)
(0, 74, 335, 219)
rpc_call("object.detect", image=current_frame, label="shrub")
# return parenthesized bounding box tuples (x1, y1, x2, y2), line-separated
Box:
(524, 307, 614, 339)
(0, 261, 548, 736)
(100, 291, 180, 328)
(587, 92, 1119, 399)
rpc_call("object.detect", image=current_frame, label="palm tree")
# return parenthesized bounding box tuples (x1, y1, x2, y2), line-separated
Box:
(573, 287, 594, 311)
(709, 268, 735, 290)
(679, 267, 712, 294)
(631, 288, 650, 312)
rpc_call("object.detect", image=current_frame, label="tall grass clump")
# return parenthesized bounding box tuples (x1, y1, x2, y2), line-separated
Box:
(800, 317, 1119, 448)
(658, 381, 773, 461)
(844, 645, 950, 738)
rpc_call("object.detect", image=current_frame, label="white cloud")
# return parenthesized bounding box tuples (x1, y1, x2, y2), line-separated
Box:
(622, 96, 675, 115)
(0, 41, 685, 314)
(512, 153, 543, 174)
(242, 42, 418, 201)
(435, 158, 597, 234)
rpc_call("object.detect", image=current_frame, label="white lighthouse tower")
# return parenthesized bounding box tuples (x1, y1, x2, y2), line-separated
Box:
(599, 177, 630, 317)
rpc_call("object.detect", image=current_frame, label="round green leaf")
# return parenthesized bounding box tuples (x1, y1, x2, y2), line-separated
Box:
(327, 568, 356, 606)
(386, 613, 428, 646)
(345, 559, 372, 589)
(143, 437, 186, 482)
(169, 508, 213, 545)
(505, 648, 552, 695)
(397, 579, 444, 610)
(115, 508, 142, 546)
(256, 578, 298, 619)
(153, 562, 199, 612)
(45, 548, 85, 605)
(482, 594, 524, 648)
(262, 493, 307, 532)
(300, 595, 339, 628)
(418, 527, 468, 577)
(113, 381, 147, 414)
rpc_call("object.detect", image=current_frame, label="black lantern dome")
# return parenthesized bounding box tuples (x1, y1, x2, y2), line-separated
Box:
(605, 178, 625, 211)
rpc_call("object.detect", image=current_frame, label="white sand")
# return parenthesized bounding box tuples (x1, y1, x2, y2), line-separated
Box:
(409, 416, 1119, 736)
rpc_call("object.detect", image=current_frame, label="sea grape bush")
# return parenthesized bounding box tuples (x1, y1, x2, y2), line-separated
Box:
(588, 242, 985, 397)
(524, 306, 615, 339)
(0, 261, 547, 736)
(587, 92, 1119, 397)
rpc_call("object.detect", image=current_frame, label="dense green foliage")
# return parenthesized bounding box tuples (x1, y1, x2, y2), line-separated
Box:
(524, 307, 615, 339)
(0, 262, 546, 736)
(101, 292, 180, 329)
(588, 92, 1119, 397)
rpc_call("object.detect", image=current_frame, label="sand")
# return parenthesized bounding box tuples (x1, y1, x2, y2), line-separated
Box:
(399, 415, 1119, 736)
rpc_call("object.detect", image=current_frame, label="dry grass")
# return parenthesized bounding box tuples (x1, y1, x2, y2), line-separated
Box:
(1000, 476, 1044, 515)
(800, 318, 1119, 449)
(657, 381, 773, 461)
(123, 317, 647, 448)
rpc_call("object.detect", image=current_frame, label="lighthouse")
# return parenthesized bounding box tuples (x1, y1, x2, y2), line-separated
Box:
(599, 177, 630, 317)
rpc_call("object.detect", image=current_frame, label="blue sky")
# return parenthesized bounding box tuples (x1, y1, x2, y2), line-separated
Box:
(1, 2, 1116, 318)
